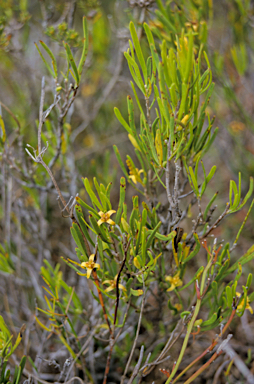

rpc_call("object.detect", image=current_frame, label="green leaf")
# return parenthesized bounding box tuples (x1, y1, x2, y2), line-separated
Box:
(78, 16, 89, 76)
(83, 178, 103, 211)
(146, 221, 162, 250)
(115, 177, 126, 225)
(129, 21, 147, 84)
(70, 223, 88, 258)
(64, 42, 79, 85)
(179, 266, 204, 291)
(189, 166, 199, 196)
(89, 215, 112, 244)
(144, 22, 160, 71)
(114, 107, 132, 134)
(127, 96, 136, 134)
(124, 48, 146, 94)
(223, 245, 254, 277)
(35, 42, 54, 77)
(155, 9, 177, 34)
(201, 313, 217, 327)
(75, 196, 99, 217)
(203, 191, 218, 221)
(75, 206, 95, 248)
(183, 233, 200, 263)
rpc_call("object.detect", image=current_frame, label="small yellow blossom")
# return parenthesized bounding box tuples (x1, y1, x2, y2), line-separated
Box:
(174, 303, 182, 311)
(103, 275, 126, 293)
(97, 210, 116, 226)
(68, 254, 100, 279)
(166, 271, 183, 292)
(236, 292, 253, 314)
(129, 168, 144, 184)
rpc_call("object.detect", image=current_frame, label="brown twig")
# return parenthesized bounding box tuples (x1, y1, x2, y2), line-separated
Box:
(172, 308, 236, 383)
(103, 238, 131, 384)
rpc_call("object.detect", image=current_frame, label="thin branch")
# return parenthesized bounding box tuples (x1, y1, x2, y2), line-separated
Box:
(140, 319, 185, 378)
(71, 43, 125, 143)
(201, 203, 230, 240)
(222, 343, 254, 384)
(121, 276, 146, 384)
(38, 77, 45, 154)
(102, 239, 131, 384)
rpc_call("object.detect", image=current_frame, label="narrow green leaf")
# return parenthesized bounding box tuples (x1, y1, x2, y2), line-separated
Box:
(70, 223, 88, 258)
(35, 42, 54, 77)
(201, 313, 218, 327)
(127, 96, 136, 134)
(83, 178, 103, 211)
(189, 166, 199, 196)
(114, 107, 132, 134)
(129, 21, 147, 84)
(64, 42, 79, 85)
(78, 16, 89, 76)
(155, 9, 177, 34)
(124, 49, 146, 94)
(115, 177, 126, 225)
(183, 233, 200, 263)
(39, 40, 57, 78)
(179, 266, 204, 291)
(203, 191, 218, 221)
(89, 215, 112, 244)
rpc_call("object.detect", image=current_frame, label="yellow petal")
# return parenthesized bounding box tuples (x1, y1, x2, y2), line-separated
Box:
(97, 218, 104, 226)
(246, 304, 253, 314)
(107, 210, 116, 216)
(167, 284, 176, 292)
(105, 286, 114, 292)
(119, 284, 126, 291)
(86, 268, 93, 279)
(107, 219, 115, 225)
(129, 175, 137, 184)
(81, 261, 88, 268)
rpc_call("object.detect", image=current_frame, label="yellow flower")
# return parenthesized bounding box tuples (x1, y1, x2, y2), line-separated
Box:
(129, 168, 144, 184)
(174, 303, 182, 311)
(68, 254, 100, 279)
(103, 275, 126, 293)
(236, 292, 253, 314)
(97, 210, 116, 226)
(166, 271, 183, 291)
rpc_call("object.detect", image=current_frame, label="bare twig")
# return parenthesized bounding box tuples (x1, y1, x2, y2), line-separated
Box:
(38, 77, 45, 154)
(102, 239, 131, 384)
(140, 319, 184, 378)
(71, 45, 125, 143)
(121, 276, 146, 384)
(222, 343, 254, 384)
(201, 203, 230, 240)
